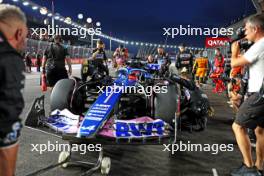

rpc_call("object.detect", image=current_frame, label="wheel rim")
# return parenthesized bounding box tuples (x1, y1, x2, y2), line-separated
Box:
(58, 152, 70, 168)
(101, 157, 111, 175)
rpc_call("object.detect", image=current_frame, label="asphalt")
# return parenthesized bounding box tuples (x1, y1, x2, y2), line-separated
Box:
(15, 66, 254, 176)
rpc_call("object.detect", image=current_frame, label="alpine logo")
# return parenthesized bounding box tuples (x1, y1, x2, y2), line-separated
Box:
(81, 125, 96, 131)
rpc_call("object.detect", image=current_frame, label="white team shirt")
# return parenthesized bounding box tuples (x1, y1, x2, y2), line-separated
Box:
(244, 37, 264, 93)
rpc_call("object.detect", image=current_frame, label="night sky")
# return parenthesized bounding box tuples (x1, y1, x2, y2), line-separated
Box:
(4, 0, 256, 47)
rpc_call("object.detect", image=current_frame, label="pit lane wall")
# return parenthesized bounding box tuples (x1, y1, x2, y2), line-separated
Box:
(25, 38, 114, 66)
(30, 58, 86, 66)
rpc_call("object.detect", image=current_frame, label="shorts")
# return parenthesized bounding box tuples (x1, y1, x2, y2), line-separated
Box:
(235, 93, 264, 129)
(196, 68, 207, 78)
(46, 67, 68, 87)
(0, 121, 22, 148)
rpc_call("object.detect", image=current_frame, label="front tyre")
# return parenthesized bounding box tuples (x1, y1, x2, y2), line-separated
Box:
(50, 79, 75, 112)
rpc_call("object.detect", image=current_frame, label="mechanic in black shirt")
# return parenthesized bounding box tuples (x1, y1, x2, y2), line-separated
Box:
(176, 43, 193, 74)
(36, 52, 42, 72)
(42, 35, 72, 88)
(25, 52, 32, 73)
(154, 47, 171, 75)
(0, 4, 27, 176)
(91, 40, 109, 76)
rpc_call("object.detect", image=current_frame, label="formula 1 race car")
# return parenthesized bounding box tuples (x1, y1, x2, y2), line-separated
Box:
(25, 59, 179, 175)
(50, 58, 179, 140)
(25, 58, 211, 175)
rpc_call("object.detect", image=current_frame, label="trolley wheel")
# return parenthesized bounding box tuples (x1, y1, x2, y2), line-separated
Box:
(101, 157, 111, 175)
(58, 151, 70, 168)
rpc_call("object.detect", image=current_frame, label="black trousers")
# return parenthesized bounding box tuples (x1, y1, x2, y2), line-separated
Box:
(46, 67, 68, 87)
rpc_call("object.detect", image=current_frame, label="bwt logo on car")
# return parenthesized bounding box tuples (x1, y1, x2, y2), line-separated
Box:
(115, 121, 165, 137)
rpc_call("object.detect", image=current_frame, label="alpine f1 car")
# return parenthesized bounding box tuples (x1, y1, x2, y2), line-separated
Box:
(24, 58, 212, 175)
(24, 58, 179, 175)
(50, 58, 179, 141)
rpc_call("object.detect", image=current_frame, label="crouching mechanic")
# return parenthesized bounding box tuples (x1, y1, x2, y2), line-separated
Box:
(231, 14, 264, 176)
(0, 4, 27, 176)
(169, 67, 212, 131)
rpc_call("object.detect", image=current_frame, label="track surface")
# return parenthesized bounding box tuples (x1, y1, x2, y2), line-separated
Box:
(16, 66, 252, 176)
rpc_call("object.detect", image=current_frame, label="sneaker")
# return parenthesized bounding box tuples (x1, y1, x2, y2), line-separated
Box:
(231, 163, 261, 176)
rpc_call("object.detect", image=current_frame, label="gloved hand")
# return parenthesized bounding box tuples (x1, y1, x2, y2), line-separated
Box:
(163, 71, 171, 78)
(171, 74, 181, 81)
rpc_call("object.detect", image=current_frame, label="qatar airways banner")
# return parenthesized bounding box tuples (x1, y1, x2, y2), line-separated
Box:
(205, 37, 230, 48)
